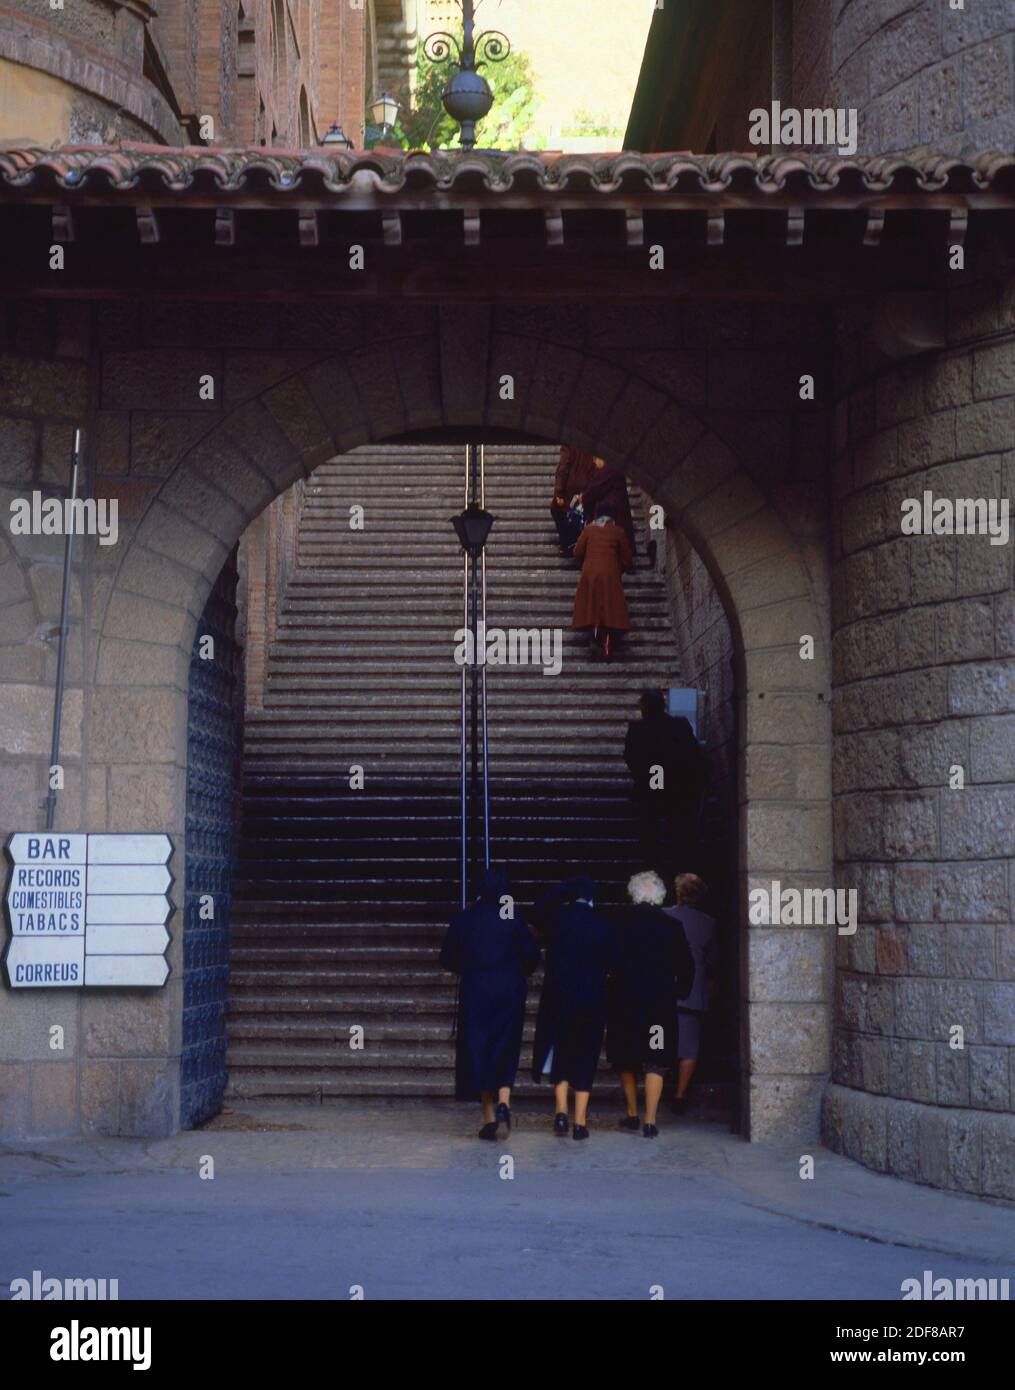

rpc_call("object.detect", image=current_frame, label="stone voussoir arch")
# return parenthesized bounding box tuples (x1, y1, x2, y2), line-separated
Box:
(92, 331, 833, 1142)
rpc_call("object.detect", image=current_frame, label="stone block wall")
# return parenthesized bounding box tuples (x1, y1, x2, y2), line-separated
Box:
(181, 552, 240, 1129)
(663, 524, 741, 1091)
(0, 294, 834, 1149)
(825, 272, 1015, 1199)
(664, 526, 738, 893)
(793, 0, 1015, 154)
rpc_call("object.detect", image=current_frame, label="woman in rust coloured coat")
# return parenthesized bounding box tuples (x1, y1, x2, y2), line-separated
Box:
(571, 504, 634, 661)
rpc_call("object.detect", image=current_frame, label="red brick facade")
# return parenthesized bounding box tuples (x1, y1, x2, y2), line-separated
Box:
(0, 0, 369, 148)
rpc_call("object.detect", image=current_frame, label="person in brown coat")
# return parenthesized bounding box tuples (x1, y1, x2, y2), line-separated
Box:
(572, 504, 633, 661)
(551, 445, 600, 552)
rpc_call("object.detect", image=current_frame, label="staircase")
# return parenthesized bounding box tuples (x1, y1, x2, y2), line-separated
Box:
(225, 444, 682, 1104)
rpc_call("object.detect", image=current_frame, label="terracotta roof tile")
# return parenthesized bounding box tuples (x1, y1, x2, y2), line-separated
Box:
(1, 145, 1014, 199)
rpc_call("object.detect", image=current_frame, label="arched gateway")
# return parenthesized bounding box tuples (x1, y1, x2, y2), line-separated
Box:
(1, 149, 1012, 1200)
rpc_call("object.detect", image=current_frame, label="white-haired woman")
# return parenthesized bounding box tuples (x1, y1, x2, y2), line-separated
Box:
(606, 870, 694, 1137)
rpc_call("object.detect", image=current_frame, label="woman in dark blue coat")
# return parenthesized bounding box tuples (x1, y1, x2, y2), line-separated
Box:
(439, 867, 540, 1140)
(530, 876, 619, 1141)
(606, 870, 694, 1138)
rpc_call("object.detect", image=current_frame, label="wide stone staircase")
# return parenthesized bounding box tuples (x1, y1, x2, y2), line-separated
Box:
(225, 444, 682, 1104)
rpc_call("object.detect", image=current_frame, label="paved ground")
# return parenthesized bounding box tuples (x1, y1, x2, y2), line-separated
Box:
(2, 1102, 1013, 1301)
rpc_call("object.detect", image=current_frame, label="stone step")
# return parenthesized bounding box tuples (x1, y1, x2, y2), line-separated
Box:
(229, 443, 679, 1099)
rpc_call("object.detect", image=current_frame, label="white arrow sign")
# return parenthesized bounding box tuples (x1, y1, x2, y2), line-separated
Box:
(86, 865, 172, 895)
(4, 937, 84, 987)
(86, 924, 170, 955)
(87, 835, 172, 865)
(8, 833, 86, 864)
(5, 862, 85, 935)
(86, 894, 172, 926)
(84, 955, 170, 988)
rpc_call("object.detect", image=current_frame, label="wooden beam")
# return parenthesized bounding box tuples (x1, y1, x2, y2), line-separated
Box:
(785, 207, 805, 247)
(382, 210, 402, 246)
(136, 206, 160, 244)
(948, 207, 968, 247)
(298, 209, 319, 248)
(863, 208, 886, 247)
(707, 210, 725, 247)
(463, 207, 480, 247)
(545, 209, 563, 247)
(215, 208, 236, 246)
(51, 204, 74, 243)
(626, 209, 644, 248)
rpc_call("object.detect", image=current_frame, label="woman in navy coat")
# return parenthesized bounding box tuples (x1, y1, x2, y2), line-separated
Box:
(530, 876, 619, 1141)
(439, 867, 540, 1140)
(606, 870, 694, 1138)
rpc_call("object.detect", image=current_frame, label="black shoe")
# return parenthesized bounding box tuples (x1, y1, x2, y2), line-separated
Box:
(573, 1125, 590, 1141)
(496, 1102, 511, 1134)
(643, 1123, 659, 1139)
(553, 1112, 568, 1136)
(478, 1122, 498, 1141)
(670, 1096, 688, 1117)
(619, 1115, 640, 1132)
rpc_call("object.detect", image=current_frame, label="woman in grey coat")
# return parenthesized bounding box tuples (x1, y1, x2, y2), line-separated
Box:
(664, 873, 718, 1115)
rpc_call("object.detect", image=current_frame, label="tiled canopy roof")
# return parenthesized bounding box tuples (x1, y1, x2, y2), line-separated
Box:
(1, 144, 1014, 199)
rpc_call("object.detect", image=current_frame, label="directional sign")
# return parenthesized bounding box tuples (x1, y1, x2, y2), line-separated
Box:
(86, 895, 173, 926)
(85, 955, 170, 988)
(85, 925, 170, 955)
(4, 937, 84, 988)
(4, 832, 174, 989)
(86, 865, 172, 895)
(88, 835, 172, 865)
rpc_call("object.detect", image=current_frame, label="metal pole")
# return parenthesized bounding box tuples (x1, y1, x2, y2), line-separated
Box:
(45, 429, 81, 832)
(479, 444, 491, 869)
(459, 446, 469, 910)
(468, 444, 480, 882)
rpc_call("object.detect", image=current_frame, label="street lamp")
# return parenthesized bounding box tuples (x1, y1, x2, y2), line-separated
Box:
(321, 122, 354, 149)
(450, 455, 495, 904)
(425, 0, 511, 151)
(451, 501, 494, 554)
(369, 91, 402, 136)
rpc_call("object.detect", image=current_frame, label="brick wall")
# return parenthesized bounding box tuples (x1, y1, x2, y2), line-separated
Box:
(825, 273, 1015, 1198)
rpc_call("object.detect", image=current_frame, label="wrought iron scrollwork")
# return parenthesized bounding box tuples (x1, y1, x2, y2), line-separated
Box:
(474, 31, 511, 67)
(422, 0, 512, 150)
(423, 32, 461, 66)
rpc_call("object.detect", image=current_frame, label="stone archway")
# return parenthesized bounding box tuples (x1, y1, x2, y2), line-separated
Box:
(83, 311, 831, 1141)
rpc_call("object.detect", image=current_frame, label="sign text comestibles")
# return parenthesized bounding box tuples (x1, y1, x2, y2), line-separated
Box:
(3, 833, 173, 988)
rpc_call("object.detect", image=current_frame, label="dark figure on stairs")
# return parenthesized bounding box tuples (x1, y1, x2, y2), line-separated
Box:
(624, 690, 710, 880)
(579, 457, 637, 555)
(439, 867, 541, 1141)
(606, 870, 695, 1138)
(529, 875, 620, 1141)
(551, 444, 600, 553)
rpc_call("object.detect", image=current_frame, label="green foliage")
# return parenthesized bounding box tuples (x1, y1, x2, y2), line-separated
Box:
(394, 42, 542, 152)
(563, 109, 622, 138)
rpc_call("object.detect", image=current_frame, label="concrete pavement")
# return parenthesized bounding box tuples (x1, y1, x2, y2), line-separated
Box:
(2, 1103, 1013, 1300)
